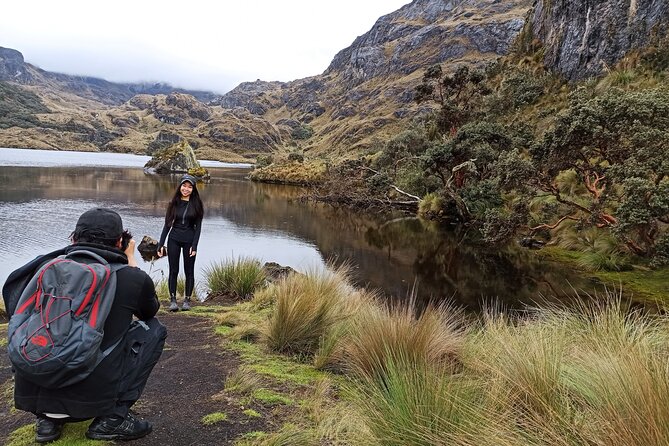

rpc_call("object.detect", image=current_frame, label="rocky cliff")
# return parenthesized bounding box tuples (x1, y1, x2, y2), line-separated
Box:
(326, 0, 529, 87)
(529, 0, 669, 80)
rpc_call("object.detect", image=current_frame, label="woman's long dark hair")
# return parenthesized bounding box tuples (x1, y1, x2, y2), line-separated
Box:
(164, 182, 204, 226)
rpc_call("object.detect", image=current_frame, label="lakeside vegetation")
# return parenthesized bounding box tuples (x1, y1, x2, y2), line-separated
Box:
(4, 257, 669, 444)
(253, 37, 669, 287)
(181, 259, 669, 444)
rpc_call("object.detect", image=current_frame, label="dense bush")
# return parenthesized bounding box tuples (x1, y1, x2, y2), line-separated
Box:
(0, 82, 49, 129)
(291, 124, 313, 140)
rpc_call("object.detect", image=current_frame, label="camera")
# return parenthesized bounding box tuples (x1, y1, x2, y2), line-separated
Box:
(121, 229, 133, 251)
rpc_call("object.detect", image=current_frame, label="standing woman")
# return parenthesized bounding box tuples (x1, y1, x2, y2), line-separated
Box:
(157, 174, 204, 311)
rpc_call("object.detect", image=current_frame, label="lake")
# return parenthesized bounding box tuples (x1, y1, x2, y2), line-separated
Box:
(0, 148, 599, 310)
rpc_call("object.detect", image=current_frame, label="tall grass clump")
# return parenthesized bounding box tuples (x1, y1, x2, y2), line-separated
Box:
(342, 299, 465, 380)
(204, 257, 266, 299)
(264, 265, 351, 355)
(458, 296, 669, 445)
(347, 350, 513, 446)
(313, 288, 379, 371)
(462, 309, 593, 445)
(555, 298, 669, 445)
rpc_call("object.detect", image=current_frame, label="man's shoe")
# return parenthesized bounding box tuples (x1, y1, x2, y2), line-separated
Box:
(35, 415, 64, 443)
(181, 297, 191, 311)
(85, 412, 152, 441)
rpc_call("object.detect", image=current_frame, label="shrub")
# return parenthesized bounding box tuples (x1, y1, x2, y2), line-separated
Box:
(291, 125, 313, 140)
(255, 154, 273, 169)
(287, 152, 305, 163)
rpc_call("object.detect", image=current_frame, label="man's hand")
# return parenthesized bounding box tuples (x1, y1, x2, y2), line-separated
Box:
(124, 239, 138, 267)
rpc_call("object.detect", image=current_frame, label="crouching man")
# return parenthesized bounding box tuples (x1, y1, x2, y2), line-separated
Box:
(2, 208, 167, 443)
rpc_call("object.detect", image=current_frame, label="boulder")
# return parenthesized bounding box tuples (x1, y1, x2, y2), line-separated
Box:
(262, 262, 297, 282)
(143, 140, 210, 178)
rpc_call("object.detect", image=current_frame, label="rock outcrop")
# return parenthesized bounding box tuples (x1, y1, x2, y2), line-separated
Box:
(325, 0, 531, 87)
(0, 47, 31, 82)
(530, 0, 669, 80)
(144, 140, 209, 177)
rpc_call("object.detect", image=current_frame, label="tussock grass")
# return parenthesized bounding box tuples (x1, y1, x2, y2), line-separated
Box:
(254, 427, 315, 446)
(342, 300, 465, 380)
(313, 288, 378, 371)
(347, 351, 508, 446)
(250, 282, 279, 310)
(203, 257, 266, 299)
(264, 265, 352, 355)
(231, 265, 669, 446)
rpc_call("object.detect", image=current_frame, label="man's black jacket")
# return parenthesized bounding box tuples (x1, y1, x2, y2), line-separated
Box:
(2, 243, 160, 417)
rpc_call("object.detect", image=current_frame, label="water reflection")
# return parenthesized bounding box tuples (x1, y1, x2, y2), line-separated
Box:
(0, 154, 601, 310)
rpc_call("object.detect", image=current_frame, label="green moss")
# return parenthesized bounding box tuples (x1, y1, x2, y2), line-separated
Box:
(7, 421, 109, 446)
(215, 325, 234, 336)
(234, 430, 268, 445)
(201, 412, 228, 425)
(252, 389, 293, 406)
(243, 409, 262, 418)
(228, 340, 324, 386)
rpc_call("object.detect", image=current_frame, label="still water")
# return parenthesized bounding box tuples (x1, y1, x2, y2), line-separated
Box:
(0, 148, 598, 310)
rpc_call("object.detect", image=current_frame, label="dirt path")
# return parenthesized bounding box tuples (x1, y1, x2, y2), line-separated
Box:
(0, 307, 268, 445)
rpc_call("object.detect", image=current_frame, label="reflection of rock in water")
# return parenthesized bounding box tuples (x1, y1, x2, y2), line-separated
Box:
(138, 235, 161, 262)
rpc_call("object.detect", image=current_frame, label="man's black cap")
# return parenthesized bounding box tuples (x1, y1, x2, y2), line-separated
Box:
(75, 208, 123, 242)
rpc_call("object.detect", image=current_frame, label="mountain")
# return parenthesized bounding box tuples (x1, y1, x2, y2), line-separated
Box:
(0, 47, 218, 105)
(0, 0, 667, 160)
(211, 0, 533, 157)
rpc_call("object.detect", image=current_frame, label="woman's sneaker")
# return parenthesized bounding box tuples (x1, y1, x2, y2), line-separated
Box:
(181, 297, 191, 311)
(85, 412, 152, 441)
(169, 297, 179, 312)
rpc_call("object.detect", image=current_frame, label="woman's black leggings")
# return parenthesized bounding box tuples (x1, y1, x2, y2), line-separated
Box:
(167, 238, 196, 298)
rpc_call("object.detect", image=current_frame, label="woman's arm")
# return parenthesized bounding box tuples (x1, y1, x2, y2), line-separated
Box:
(191, 216, 203, 254)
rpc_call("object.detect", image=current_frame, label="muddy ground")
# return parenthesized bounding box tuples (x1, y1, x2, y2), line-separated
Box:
(0, 305, 274, 445)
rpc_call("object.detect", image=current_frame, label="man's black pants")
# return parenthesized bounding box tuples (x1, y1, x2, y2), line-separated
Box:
(112, 317, 167, 417)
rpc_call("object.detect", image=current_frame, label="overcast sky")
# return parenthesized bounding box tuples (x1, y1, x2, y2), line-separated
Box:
(0, 1, 410, 94)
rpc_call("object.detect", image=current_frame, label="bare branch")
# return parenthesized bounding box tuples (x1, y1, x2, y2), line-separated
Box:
(389, 185, 420, 201)
(530, 214, 579, 231)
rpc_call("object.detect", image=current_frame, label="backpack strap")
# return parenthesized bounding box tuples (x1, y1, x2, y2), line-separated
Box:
(94, 262, 128, 365)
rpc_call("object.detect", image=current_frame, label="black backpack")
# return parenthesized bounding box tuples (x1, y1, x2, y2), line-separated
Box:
(7, 250, 126, 389)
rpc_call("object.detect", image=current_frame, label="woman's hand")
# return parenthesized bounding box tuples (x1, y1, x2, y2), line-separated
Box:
(124, 239, 138, 267)
(189, 247, 197, 257)
(157, 246, 165, 258)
